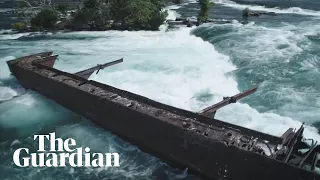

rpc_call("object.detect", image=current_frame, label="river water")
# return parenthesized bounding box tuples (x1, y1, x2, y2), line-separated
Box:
(0, 0, 319, 179)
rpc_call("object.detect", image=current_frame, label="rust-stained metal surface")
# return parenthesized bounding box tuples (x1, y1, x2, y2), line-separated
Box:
(6, 52, 320, 180)
(74, 58, 123, 79)
(199, 87, 257, 117)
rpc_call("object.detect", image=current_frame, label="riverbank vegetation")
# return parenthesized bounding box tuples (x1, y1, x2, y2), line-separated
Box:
(10, 0, 215, 32)
(197, 0, 212, 24)
(11, 0, 171, 32)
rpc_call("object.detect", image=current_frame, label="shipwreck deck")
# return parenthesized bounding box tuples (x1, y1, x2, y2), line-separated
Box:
(7, 53, 283, 147)
(6, 52, 320, 180)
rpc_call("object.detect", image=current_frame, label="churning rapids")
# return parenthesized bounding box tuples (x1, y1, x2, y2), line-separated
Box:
(0, 0, 320, 179)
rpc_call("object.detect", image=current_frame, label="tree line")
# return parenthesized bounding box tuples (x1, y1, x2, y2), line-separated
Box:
(11, 0, 213, 32)
(12, 0, 169, 31)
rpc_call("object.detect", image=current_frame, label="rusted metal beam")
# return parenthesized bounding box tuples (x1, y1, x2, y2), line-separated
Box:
(280, 128, 295, 145)
(284, 124, 305, 163)
(199, 87, 257, 117)
(74, 58, 123, 79)
(311, 152, 319, 171)
(298, 141, 318, 167)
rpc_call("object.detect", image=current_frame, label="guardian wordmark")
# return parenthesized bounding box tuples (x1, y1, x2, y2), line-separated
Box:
(13, 132, 120, 167)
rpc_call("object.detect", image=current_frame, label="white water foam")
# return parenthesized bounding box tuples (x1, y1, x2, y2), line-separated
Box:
(0, 8, 12, 13)
(0, 5, 318, 180)
(57, 26, 319, 141)
(212, 0, 320, 16)
(211, 21, 306, 62)
(0, 86, 18, 101)
(0, 56, 15, 78)
(0, 8, 319, 143)
(0, 91, 78, 137)
(81, 10, 318, 141)
(198, 16, 320, 123)
(0, 29, 14, 34)
(0, 56, 28, 104)
(0, 32, 30, 40)
(166, 6, 182, 20)
(54, 121, 164, 178)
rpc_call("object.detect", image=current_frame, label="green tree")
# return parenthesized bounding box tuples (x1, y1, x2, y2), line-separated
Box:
(173, 0, 184, 4)
(70, 0, 112, 30)
(123, 0, 153, 27)
(55, 4, 70, 15)
(11, 22, 27, 32)
(109, 0, 168, 30)
(30, 9, 58, 30)
(83, 0, 99, 9)
(151, 0, 167, 10)
(197, 0, 212, 23)
(148, 9, 168, 30)
(21, 0, 168, 31)
(109, 0, 128, 24)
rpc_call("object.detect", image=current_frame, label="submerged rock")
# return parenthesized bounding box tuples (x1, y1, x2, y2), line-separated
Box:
(168, 17, 234, 28)
(172, 0, 184, 4)
(243, 8, 276, 17)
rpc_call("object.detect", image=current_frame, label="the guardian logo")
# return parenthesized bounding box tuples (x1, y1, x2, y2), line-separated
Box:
(13, 133, 120, 167)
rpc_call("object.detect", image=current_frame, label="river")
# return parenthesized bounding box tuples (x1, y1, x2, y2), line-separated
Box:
(0, 0, 319, 179)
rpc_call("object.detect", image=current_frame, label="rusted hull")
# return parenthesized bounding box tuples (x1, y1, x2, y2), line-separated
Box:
(7, 61, 319, 180)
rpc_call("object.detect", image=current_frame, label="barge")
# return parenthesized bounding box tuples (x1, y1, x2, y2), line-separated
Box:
(6, 52, 320, 180)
